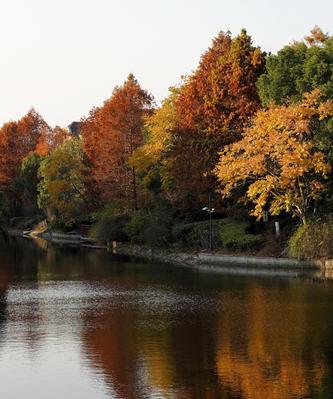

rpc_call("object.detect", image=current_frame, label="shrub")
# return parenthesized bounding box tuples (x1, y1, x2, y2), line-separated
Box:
(288, 218, 333, 260)
(125, 201, 175, 247)
(172, 222, 198, 247)
(143, 202, 175, 247)
(125, 211, 150, 244)
(172, 220, 220, 249)
(172, 217, 262, 250)
(90, 205, 129, 244)
(219, 218, 263, 250)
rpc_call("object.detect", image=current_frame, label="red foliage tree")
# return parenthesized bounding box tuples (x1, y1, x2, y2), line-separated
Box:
(167, 30, 266, 208)
(82, 74, 154, 211)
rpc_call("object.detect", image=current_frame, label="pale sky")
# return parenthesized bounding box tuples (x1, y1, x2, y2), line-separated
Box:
(0, 0, 332, 127)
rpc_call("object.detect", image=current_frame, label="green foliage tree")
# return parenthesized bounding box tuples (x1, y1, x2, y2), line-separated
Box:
(11, 152, 43, 215)
(38, 139, 87, 226)
(257, 27, 333, 106)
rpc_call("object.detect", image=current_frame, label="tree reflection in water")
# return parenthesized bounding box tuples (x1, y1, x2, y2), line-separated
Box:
(1, 238, 333, 398)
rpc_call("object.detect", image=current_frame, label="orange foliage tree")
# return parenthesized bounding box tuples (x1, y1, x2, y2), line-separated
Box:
(166, 29, 266, 208)
(304, 26, 329, 46)
(82, 74, 154, 211)
(0, 109, 49, 190)
(215, 90, 333, 224)
(35, 125, 70, 156)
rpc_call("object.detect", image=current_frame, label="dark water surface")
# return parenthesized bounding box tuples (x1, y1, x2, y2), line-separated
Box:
(1, 238, 333, 399)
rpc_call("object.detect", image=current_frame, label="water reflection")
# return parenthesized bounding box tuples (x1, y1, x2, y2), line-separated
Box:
(0, 238, 333, 398)
(215, 283, 332, 398)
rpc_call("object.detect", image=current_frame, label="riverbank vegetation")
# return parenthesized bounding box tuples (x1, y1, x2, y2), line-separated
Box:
(1, 27, 333, 260)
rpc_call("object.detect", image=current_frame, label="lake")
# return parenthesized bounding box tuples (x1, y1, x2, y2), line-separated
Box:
(1, 237, 333, 399)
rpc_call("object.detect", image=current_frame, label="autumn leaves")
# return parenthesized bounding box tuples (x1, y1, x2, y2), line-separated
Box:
(130, 30, 266, 210)
(215, 90, 333, 224)
(1, 27, 333, 229)
(81, 74, 154, 211)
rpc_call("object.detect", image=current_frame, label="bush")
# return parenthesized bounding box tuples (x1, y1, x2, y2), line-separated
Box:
(90, 205, 129, 244)
(125, 201, 175, 247)
(142, 201, 175, 247)
(143, 213, 173, 247)
(125, 211, 150, 244)
(219, 218, 263, 250)
(172, 220, 220, 249)
(172, 217, 262, 250)
(172, 222, 198, 246)
(288, 218, 333, 260)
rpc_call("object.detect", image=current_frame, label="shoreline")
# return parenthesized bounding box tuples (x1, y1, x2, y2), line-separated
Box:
(113, 242, 328, 279)
(7, 228, 333, 279)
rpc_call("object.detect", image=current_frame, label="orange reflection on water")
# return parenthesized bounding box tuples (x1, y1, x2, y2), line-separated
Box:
(216, 284, 326, 399)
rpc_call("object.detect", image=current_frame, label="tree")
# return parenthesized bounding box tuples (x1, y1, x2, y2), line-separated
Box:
(130, 87, 180, 196)
(35, 126, 70, 156)
(12, 152, 43, 215)
(82, 74, 154, 211)
(38, 139, 87, 226)
(304, 26, 329, 46)
(257, 27, 333, 106)
(215, 90, 333, 225)
(167, 30, 265, 208)
(0, 109, 48, 189)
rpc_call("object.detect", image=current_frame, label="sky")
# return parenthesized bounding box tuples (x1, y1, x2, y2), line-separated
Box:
(0, 0, 332, 127)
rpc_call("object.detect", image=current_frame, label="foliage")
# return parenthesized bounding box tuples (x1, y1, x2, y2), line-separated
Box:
(288, 218, 333, 259)
(35, 126, 70, 156)
(144, 206, 175, 247)
(91, 200, 174, 247)
(130, 87, 179, 195)
(0, 109, 49, 190)
(172, 220, 220, 249)
(257, 27, 333, 106)
(11, 152, 43, 215)
(165, 29, 265, 208)
(38, 139, 87, 226)
(82, 74, 154, 210)
(90, 204, 129, 244)
(123, 200, 176, 247)
(172, 217, 262, 250)
(219, 219, 263, 250)
(124, 211, 150, 244)
(3, 27, 333, 260)
(215, 90, 333, 224)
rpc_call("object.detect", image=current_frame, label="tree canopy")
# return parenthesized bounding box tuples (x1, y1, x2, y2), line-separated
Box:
(82, 74, 154, 211)
(257, 27, 333, 106)
(38, 139, 87, 225)
(215, 90, 333, 224)
(166, 29, 266, 208)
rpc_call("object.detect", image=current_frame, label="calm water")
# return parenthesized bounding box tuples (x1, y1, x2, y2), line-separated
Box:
(1, 238, 333, 399)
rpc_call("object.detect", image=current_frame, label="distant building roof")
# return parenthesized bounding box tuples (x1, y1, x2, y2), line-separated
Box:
(68, 121, 82, 136)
